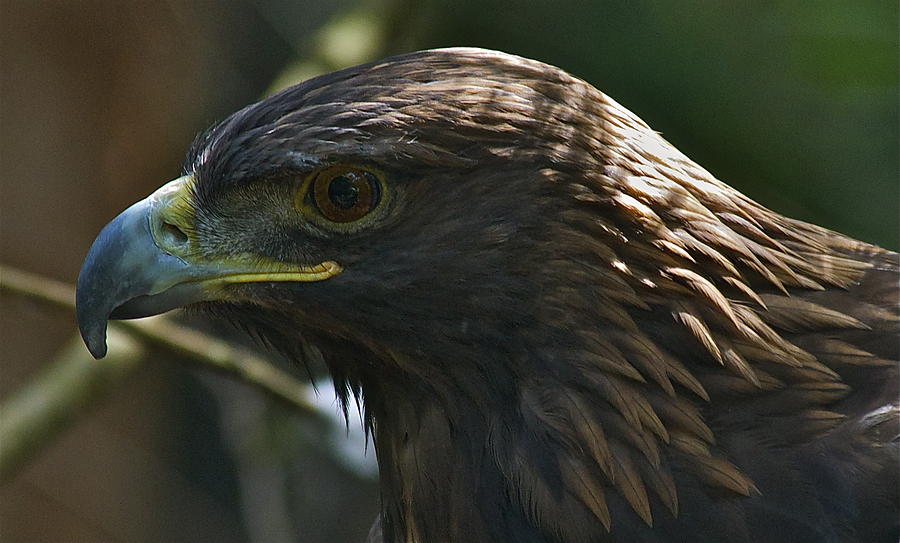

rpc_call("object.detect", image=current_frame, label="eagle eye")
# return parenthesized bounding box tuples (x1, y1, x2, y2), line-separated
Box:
(309, 166, 382, 223)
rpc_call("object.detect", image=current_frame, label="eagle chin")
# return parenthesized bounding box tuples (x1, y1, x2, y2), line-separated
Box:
(77, 48, 898, 543)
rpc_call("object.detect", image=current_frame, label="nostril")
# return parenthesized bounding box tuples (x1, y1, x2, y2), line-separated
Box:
(159, 221, 189, 248)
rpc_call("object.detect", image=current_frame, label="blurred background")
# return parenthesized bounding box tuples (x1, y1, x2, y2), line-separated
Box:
(1, 1, 896, 541)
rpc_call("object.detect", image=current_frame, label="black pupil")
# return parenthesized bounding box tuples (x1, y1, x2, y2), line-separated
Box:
(328, 175, 360, 209)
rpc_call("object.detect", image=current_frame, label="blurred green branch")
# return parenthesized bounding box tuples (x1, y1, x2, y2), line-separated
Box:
(0, 331, 142, 482)
(0, 264, 325, 482)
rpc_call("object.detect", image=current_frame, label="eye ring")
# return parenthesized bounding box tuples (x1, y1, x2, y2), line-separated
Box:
(309, 166, 382, 223)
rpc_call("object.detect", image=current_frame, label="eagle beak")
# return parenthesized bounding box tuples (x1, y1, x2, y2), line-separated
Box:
(76, 175, 341, 359)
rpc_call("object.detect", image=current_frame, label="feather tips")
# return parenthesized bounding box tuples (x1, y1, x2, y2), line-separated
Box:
(534, 90, 889, 535)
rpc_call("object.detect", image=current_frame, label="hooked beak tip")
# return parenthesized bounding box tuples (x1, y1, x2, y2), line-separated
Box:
(82, 326, 109, 359)
(76, 274, 111, 359)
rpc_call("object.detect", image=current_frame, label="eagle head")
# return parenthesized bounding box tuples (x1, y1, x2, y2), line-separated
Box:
(76, 48, 898, 543)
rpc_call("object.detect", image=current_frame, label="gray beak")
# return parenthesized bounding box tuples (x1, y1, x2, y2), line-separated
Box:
(76, 174, 342, 359)
(76, 177, 207, 358)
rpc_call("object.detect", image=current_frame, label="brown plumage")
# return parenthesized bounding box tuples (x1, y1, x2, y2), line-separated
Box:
(76, 48, 898, 542)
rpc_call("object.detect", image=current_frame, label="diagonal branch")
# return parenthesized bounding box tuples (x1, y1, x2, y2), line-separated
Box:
(0, 330, 142, 481)
(0, 264, 320, 415)
(0, 264, 327, 482)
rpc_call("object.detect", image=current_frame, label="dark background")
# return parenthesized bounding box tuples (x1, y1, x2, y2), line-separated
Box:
(1, 1, 896, 541)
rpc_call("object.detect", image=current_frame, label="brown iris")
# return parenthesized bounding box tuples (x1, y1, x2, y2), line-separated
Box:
(310, 166, 382, 223)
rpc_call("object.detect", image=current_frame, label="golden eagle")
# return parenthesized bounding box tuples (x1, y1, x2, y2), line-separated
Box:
(76, 48, 898, 542)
